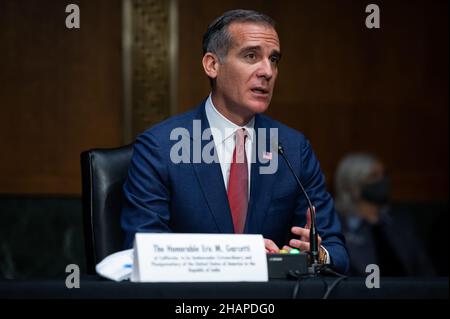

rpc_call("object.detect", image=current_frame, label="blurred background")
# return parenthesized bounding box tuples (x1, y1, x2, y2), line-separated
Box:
(0, 0, 448, 279)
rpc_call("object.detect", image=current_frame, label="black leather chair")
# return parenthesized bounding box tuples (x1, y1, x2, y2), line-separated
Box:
(80, 144, 133, 274)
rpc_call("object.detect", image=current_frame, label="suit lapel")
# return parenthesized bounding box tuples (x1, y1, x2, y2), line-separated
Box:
(246, 115, 278, 234)
(190, 103, 234, 233)
(189, 103, 279, 234)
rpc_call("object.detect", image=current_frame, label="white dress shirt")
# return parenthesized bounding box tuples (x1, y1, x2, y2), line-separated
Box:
(205, 94, 254, 196)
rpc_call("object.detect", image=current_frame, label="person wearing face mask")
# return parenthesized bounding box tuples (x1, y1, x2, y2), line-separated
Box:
(334, 153, 435, 276)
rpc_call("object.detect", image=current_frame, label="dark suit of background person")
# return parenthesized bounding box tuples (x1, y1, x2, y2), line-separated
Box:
(120, 10, 350, 274)
(334, 153, 436, 276)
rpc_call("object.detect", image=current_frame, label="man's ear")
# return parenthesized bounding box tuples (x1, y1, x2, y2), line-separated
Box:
(202, 53, 220, 79)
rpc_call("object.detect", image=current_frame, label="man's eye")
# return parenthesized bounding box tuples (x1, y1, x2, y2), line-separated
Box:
(245, 53, 256, 60)
(270, 56, 280, 64)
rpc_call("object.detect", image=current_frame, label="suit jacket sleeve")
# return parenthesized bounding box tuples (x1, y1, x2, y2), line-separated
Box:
(121, 132, 172, 248)
(297, 137, 350, 274)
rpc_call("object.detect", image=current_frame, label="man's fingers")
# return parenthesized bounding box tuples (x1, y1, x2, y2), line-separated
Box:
(264, 238, 280, 254)
(291, 226, 309, 238)
(281, 245, 292, 252)
(289, 239, 310, 252)
(305, 206, 315, 230)
(305, 208, 311, 229)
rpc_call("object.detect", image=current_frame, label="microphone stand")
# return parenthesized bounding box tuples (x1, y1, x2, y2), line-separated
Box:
(278, 144, 321, 274)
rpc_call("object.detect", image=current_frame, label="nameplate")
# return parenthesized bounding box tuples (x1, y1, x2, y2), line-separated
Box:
(131, 233, 268, 282)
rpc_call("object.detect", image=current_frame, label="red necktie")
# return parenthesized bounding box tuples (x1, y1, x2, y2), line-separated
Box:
(227, 128, 248, 234)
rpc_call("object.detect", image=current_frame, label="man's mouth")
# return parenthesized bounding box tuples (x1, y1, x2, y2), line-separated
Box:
(251, 87, 269, 95)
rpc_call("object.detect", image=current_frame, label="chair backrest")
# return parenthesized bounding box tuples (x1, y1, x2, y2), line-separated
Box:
(80, 144, 133, 274)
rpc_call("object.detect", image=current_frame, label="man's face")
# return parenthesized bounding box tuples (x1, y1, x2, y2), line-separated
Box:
(212, 22, 281, 123)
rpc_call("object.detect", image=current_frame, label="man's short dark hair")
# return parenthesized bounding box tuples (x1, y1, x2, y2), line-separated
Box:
(202, 9, 276, 61)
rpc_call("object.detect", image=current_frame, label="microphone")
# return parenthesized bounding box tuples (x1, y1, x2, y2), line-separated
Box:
(277, 143, 320, 269)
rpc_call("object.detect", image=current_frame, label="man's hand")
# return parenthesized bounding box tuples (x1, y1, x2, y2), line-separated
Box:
(264, 238, 280, 254)
(283, 207, 322, 252)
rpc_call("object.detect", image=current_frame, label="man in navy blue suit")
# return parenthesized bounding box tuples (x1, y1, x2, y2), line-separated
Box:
(121, 9, 349, 273)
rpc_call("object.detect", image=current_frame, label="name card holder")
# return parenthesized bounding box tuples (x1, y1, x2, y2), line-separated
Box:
(131, 233, 268, 282)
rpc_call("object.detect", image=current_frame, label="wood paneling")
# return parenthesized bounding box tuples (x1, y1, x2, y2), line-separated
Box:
(177, 0, 448, 202)
(0, 0, 123, 195)
(0, 0, 447, 201)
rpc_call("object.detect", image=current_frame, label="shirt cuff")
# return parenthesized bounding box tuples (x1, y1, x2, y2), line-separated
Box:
(321, 245, 331, 264)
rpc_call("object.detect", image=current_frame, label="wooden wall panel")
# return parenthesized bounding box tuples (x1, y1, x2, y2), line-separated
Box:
(0, 0, 447, 202)
(177, 0, 448, 202)
(0, 0, 123, 195)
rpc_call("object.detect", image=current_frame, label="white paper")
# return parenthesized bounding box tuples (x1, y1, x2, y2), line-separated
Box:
(95, 249, 133, 282)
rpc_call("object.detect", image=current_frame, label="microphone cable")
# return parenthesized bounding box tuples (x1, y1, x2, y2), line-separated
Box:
(288, 271, 326, 299)
(320, 266, 348, 299)
(288, 266, 348, 299)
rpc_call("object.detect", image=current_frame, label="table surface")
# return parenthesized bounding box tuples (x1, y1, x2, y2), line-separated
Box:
(0, 276, 447, 299)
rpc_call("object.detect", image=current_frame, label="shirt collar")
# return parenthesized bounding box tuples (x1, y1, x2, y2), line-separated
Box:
(205, 94, 255, 144)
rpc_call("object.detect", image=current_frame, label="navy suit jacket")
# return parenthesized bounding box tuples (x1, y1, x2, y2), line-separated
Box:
(121, 100, 349, 273)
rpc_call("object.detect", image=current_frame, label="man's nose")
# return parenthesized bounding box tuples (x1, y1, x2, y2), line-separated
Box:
(256, 58, 274, 80)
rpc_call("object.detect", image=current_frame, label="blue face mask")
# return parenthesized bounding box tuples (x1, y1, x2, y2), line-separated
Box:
(361, 177, 390, 205)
